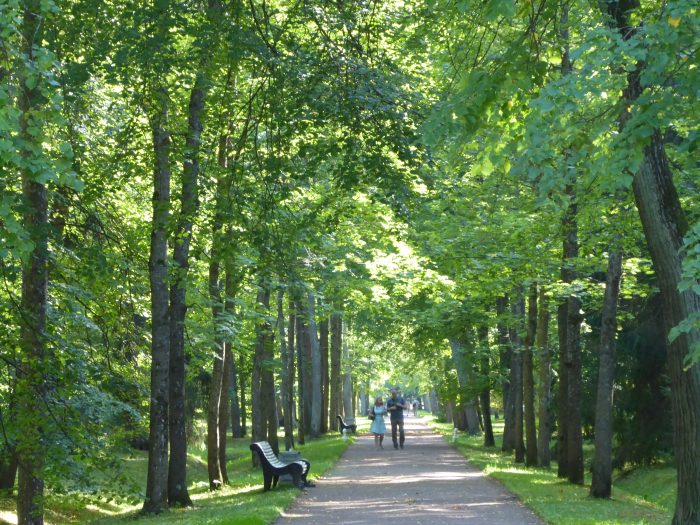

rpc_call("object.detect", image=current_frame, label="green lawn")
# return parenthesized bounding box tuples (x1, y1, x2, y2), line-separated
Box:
(0, 428, 354, 525)
(424, 416, 674, 525)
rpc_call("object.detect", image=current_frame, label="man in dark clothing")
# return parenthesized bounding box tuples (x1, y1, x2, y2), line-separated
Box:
(386, 388, 406, 449)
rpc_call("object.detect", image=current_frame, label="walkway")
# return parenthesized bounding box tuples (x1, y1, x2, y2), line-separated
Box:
(274, 416, 544, 524)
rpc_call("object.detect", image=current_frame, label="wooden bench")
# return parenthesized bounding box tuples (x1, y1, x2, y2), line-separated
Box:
(249, 441, 311, 491)
(336, 415, 356, 434)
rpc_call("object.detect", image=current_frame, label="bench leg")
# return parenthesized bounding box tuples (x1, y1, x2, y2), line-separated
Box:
(300, 460, 313, 487)
(291, 472, 304, 489)
(273, 475, 279, 488)
(263, 472, 273, 491)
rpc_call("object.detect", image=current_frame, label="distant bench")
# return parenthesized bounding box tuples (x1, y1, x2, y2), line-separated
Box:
(336, 415, 356, 434)
(249, 441, 311, 491)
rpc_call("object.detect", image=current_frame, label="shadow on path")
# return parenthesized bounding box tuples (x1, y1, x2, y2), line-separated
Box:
(274, 416, 543, 524)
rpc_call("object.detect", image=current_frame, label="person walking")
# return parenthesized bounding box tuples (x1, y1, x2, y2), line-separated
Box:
(386, 388, 406, 449)
(368, 396, 387, 449)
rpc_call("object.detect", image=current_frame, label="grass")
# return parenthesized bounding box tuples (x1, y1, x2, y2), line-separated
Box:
(0, 428, 354, 525)
(424, 415, 674, 525)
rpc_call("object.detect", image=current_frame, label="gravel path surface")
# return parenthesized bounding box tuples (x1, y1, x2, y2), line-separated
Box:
(274, 416, 544, 524)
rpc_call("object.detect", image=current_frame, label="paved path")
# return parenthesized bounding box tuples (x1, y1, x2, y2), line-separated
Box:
(274, 417, 544, 524)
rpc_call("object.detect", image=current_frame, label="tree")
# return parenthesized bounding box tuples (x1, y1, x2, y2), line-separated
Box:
(604, 2, 700, 519)
(16, 2, 51, 522)
(591, 250, 623, 498)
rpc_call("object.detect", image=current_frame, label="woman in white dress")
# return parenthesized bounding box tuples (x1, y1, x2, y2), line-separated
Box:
(369, 396, 387, 449)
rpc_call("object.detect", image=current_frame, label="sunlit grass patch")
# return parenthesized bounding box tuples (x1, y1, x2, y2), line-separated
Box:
(0, 429, 352, 525)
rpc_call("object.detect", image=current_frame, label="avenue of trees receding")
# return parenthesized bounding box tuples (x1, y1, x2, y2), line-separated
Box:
(1, 0, 699, 524)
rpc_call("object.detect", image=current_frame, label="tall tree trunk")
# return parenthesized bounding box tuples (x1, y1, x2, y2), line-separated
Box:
(277, 288, 294, 450)
(308, 292, 322, 438)
(591, 250, 623, 498)
(450, 338, 481, 436)
(238, 353, 247, 437)
(320, 316, 329, 434)
(262, 297, 278, 454)
(278, 289, 290, 448)
(558, 178, 583, 483)
(284, 295, 296, 450)
(511, 298, 525, 464)
(168, 69, 208, 507)
(229, 348, 242, 437)
(606, 5, 700, 519)
(566, 258, 584, 484)
(556, 301, 569, 478)
(497, 297, 515, 452)
(16, 5, 48, 521)
(524, 284, 538, 467)
(251, 287, 270, 465)
(430, 390, 439, 415)
(330, 305, 343, 431)
(207, 332, 226, 490)
(556, 0, 575, 482)
(536, 288, 552, 468)
(218, 340, 231, 485)
(144, 85, 171, 514)
(224, 264, 241, 442)
(205, 135, 227, 492)
(342, 331, 353, 420)
(634, 135, 700, 523)
(295, 301, 306, 444)
(478, 326, 495, 447)
(227, 262, 243, 439)
(298, 299, 312, 435)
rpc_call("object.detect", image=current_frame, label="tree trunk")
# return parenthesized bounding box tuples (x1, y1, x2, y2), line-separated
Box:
(206, 270, 225, 489)
(511, 298, 525, 464)
(144, 85, 171, 515)
(591, 250, 623, 498)
(16, 4, 49, 523)
(634, 134, 700, 524)
(536, 288, 552, 468)
(229, 349, 242, 437)
(342, 333, 353, 420)
(295, 301, 306, 445)
(278, 289, 291, 449)
(478, 326, 495, 447)
(205, 339, 225, 489)
(218, 341, 231, 485)
(497, 297, 515, 452)
(251, 287, 270, 465)
(566, 277, 584, 484)
(524, 284, 538, 467)
(556, 301, 569, 478)
(285, 295, 296, 450)
(330, 305, 343, 431)
(238, 353, 247, 436)
(308, 292, 322, 438)
(168, 69, 208, 507)
(227, 262, 243, 438)
(217, 263, 237, 482)
(606, 5, 700, 518)
(262, 302, 278, 454)
(297, 299, 312, 436)
(558, 179, 583, 483)
(320, 316, 329, 434)
(430, 390, 439, 415)
(556, 0, 575, 483)
(205, 135, 226, 492)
